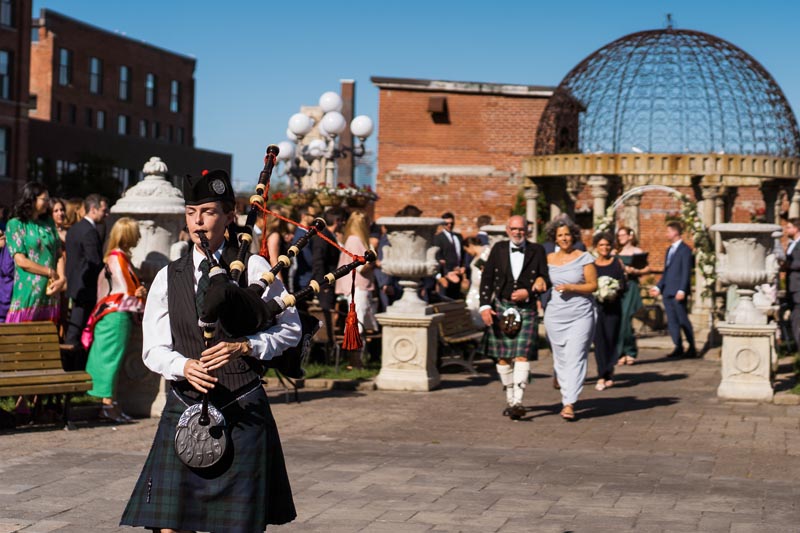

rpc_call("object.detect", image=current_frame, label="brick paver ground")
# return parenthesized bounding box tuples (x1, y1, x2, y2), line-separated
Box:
(0, 337, 798, 532)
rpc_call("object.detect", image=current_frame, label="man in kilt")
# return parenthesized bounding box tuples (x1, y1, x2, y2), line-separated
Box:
(120, 170, 301, 532)
(479, 215, 549, 420)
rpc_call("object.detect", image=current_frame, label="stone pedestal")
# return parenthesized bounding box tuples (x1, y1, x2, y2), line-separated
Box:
(375, 312, 444, 391)
(375, 216, 446, 391)
(110, 156, 185, 417)
(716, 323, 775, 402)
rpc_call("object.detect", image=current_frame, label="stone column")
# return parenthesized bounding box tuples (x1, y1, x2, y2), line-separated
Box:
(110, 156, 186, 418)
(790, 180, 800, 219)
(524, 183, 539, 239)
(622, 193, 641, 236)
(588, 175, 609, 226)
(760, 181, 779, 225)
(690, 185, 723, 331)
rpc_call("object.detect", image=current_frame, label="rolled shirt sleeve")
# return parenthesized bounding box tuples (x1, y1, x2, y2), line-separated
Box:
(141, 266, 189, 380)
(245, 254, 302, 360)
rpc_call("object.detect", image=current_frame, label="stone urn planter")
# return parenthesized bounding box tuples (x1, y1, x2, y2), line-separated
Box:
(710, 223, 781, 402)
(110, 156, 186, 417)
(377, 217, 444, 315)
(374, 217, 445, 391)
(712, 223, 780, 325)
(479, 224, 509, 248)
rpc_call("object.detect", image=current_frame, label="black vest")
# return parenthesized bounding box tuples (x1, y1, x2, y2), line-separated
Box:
(168, 246, 265, 403)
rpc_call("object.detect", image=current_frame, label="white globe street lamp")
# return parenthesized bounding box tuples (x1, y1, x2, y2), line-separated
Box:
(319, 91, 343, 113)
(281, 90, 373, 188)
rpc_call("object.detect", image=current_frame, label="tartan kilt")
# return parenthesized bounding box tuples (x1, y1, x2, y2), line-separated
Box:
(487, 299, 539, 361)
(120, 384, 296, 532)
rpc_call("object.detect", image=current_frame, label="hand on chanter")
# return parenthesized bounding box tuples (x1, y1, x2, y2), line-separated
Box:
(184, 359, 217, 393)
(200, 340, 251, 372)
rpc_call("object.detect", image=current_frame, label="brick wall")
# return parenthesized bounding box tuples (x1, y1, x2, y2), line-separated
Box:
(0, 0, 32, 201)
(374, 82, 549, 235)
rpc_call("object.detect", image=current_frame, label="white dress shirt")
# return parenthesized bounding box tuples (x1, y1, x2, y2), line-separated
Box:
(142, 245, 302, 381)
(654, 239, 684, 297)
(666, 239, 682, 266)
(509, 243, 525, 280)
(443, 230, 461, 262)
(788, 237, 800, 257)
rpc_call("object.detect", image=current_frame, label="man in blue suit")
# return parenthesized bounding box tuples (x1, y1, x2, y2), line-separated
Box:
(649, 221, 697, 358)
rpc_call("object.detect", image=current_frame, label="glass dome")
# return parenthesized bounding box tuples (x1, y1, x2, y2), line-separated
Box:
(534, 28, 800, 158)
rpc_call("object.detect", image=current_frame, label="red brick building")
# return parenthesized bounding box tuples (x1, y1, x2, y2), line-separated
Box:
(0, 0, 32, 201)
(372, 77, 553, 235)
(28, 9, 230, 200)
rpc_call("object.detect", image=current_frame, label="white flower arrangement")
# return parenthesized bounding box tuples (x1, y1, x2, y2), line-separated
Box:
(594, 275, 621, 303)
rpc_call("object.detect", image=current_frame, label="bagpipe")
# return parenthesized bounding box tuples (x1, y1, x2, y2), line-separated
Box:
(175, 144, 375, 469)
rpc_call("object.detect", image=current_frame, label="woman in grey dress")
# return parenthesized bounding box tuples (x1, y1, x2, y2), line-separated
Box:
(543, 220, 597, 421)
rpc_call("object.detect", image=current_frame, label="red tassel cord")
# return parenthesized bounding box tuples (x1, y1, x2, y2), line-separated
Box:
(341, 269, 363, 351)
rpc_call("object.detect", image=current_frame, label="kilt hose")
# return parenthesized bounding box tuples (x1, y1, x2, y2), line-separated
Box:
(487, 299, 539, 362)
(120, 384, 296, 532)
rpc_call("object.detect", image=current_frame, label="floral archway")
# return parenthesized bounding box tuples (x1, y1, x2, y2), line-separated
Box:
(594, 185, 716, 297)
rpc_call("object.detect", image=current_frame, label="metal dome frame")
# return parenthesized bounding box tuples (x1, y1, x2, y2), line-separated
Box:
(533, 28, 800, 158)
(522, 27, 800, 244)
(517, 27, 800, 330)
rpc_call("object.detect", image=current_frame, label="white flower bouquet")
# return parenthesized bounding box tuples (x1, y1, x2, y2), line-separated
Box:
(594, 275, 621, 303)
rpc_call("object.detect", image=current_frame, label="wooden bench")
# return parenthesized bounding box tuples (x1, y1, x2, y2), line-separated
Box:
(0, 321, 92, 429)
(431, 300, 485, 375)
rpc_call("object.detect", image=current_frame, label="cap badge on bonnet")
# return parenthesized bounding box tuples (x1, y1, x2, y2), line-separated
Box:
(210, 179, 226, 195)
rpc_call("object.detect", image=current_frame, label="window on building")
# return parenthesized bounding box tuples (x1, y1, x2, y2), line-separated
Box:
(169, 80, 180, 112)
(33, 157, 44, 180)
(68, 104, 76, 125)
(0, 128, 8, 177)
(85, 108, 93, 127)
(55, 101, 62, 122)
(117, 114, 129, 135)
(58, 48, 72, 86)
(167, 125, 173, 142)
(139, 119, 147, 137)
(119, 65, 130, 101)
(145, 73, 157, 107)
(152, 121, 160, 139)
(89, 57, 103, 94)
(0, 0, 13, 28)
(177, 127, 185, 145)
(0, 50, 11, 100)
(96, 110, 105, 130)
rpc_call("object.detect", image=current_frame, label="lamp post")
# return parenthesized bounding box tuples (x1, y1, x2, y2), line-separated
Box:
(278, 90, 373, 189)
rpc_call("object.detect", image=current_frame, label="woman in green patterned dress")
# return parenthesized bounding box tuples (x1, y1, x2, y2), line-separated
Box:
(614, 226, 650, 365)
(5, 183, 65, 323)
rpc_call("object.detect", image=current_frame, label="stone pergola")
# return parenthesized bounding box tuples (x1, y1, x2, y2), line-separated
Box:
(522, 152, 800, 239)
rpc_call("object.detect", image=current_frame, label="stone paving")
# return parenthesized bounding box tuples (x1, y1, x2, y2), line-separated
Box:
(0, 337, 799, 532)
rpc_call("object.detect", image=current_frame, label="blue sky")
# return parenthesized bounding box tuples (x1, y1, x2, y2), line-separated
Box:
(32, 0, 800, 188)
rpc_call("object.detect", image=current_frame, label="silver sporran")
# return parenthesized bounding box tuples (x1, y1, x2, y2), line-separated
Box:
(500, 307, 522, 338)
(174, 403, 228, 469)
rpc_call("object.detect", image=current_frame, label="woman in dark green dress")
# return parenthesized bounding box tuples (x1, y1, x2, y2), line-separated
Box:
(614, 227, 650, 365)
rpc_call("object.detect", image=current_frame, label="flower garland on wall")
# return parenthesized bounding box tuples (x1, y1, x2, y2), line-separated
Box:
(594, 190, 716, 297)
